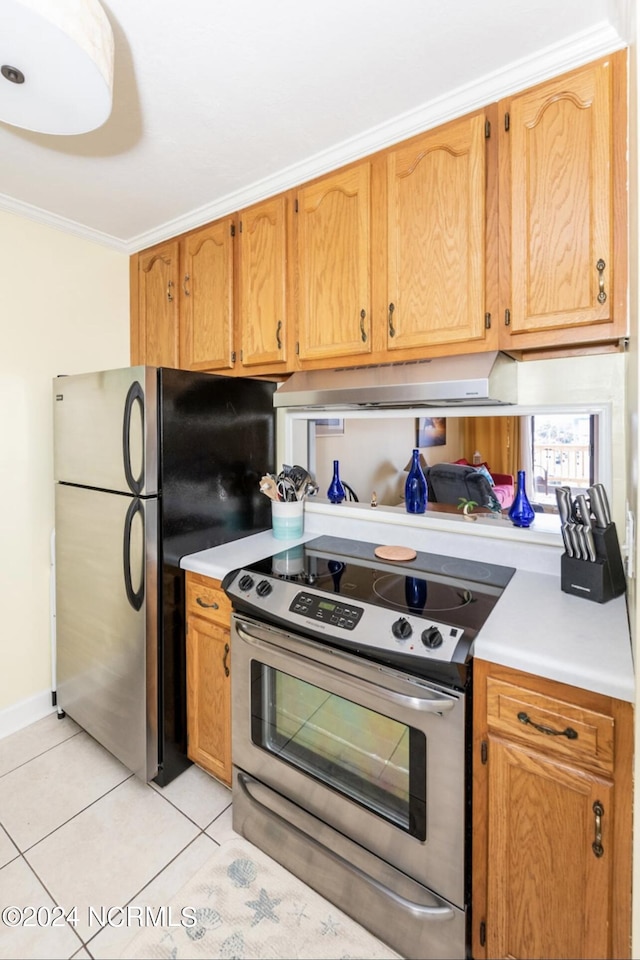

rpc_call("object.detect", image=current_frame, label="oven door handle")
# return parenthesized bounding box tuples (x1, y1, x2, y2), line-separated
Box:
(235, 621, 456, 714)
(237, 771, 456, 922)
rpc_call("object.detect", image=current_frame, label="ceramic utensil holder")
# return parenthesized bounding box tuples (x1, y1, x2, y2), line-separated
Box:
(560, 523, 626, 603)
(271, 500, 304, 540)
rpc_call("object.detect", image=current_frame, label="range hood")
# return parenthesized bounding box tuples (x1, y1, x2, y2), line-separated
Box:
(273, 351, 517, 408)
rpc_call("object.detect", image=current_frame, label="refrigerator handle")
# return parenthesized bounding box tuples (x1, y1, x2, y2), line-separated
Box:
(122, 381, 145, 495)
(123, 498, 145, 611)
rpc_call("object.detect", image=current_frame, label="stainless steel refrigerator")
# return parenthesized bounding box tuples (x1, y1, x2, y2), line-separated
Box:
(53, 366, 276, 785)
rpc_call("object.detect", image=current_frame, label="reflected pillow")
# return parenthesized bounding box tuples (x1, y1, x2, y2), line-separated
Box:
(474, 464, 495, 486)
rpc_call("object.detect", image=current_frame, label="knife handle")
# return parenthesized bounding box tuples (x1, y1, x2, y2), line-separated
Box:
(595, 483, 612, 525)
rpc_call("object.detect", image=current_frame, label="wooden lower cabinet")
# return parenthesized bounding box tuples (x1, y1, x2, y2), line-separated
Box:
(472, 659, 632, 960)
(185, 572, 232, 786)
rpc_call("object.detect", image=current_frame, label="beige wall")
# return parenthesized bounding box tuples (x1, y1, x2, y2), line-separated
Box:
(0, 211, 129, 726)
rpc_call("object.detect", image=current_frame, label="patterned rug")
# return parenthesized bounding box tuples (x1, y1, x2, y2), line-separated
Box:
(120, 836, 402, 959)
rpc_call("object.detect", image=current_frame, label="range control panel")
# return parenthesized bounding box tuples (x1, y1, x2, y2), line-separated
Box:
(290, 592, 364, 631)
(223, 568, 467, 664)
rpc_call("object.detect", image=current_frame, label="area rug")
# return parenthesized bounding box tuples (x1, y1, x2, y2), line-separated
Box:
(120, 836, 402, 960)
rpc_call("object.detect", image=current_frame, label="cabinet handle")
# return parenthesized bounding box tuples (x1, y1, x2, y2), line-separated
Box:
(223, 642, 230, 678)
(592, 800, 604, 857)
(360, 309, 367, 343)
(196, 596, 219, 610)
(596, 259, 607, 304)
(516, 711, 578, 740)
(167, 280, 174, 302)
(183, 273, 191, 296)
(275, 320, 282, 350)
(388, 302, 396, 338)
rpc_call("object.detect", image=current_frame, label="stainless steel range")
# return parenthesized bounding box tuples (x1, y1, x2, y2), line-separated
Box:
(222, 535, 515, 960)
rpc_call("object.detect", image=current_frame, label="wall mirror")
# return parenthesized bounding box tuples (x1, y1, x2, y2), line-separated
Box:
(278, 403, 613, 539)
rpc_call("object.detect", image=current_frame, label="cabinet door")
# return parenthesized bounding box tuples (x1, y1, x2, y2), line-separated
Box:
(386, 113, 492, 353)
(486, 736, 613, 959)
(186, 614, 231, 786)
(500, 54, 626, 349)
(237, 194, 291, 370)
(296, 163, 372, 364)
(135, 240, 180, 367)
(180, 219, 235, 371)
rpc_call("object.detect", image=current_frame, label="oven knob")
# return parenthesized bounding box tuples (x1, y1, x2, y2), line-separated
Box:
(238, 574, 254, 592)
(391, 617, 412, 640)
(421, 626, 444, 649)
(256, 579, 272, 597)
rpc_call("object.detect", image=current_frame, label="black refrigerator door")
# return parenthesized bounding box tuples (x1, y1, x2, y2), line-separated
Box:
(158, 368, 277, 563)
(153, 368, 277, 786)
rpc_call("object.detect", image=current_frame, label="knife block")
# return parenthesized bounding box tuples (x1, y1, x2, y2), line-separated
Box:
(560, 523, 626, 603)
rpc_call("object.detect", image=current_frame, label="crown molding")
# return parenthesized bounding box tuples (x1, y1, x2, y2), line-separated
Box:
(0, 189, 129, 252)
(0, 21, 626, 255)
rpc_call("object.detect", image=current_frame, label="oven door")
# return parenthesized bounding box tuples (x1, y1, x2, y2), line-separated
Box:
(231, 612, 466, 912)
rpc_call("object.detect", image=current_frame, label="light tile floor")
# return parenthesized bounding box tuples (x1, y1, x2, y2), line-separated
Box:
(0, 712, 238, 960)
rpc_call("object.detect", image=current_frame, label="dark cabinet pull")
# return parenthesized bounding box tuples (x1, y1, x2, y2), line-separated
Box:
(196, 596, 219, 610)
(592, 800, 604, 857)
(122, 381, 145, 495)
(596, 259, 607, 303)
(517, 711, 578, 740)
(275, 320, 282, 350)
(123, 498, 145, 611)
(223, 642, 230, 678)
(360, 309, 367, 343)
(388, 302, 396, 337)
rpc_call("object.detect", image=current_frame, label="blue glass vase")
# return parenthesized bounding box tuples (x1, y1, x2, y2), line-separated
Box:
(405, 576, 427, 614)
(327, 460, 346, 504)
(405, 449, 427, 514)
(508, 469, 535, 527)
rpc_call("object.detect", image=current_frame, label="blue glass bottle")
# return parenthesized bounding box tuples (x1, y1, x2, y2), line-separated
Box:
(405, 449, 427, 514)
(327, 460, 346, 504)
(508, 469, 535, 527)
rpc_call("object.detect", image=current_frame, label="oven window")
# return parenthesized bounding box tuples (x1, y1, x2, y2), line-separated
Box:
(250, 662, 426, 839)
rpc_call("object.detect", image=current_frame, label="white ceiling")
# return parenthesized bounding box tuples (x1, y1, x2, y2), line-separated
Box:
(0, 0, 629, 253)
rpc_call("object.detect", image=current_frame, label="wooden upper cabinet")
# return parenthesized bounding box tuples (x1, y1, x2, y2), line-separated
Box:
(132, 239, 180, 367)
(237, 194, 292, 371)
(296, 162, 373, 365)
(385, 112, 496, 355)
(180, 218, 235, 371)
(499, 52, 627, 352)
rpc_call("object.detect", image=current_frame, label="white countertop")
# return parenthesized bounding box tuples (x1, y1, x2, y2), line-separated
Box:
(181, 518, 635, 704)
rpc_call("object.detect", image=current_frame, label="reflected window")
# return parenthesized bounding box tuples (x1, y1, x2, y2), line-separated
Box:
(530, 414, 595, 507)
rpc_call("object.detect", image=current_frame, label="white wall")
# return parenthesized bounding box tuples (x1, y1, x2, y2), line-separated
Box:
(0, 211, 129, 732)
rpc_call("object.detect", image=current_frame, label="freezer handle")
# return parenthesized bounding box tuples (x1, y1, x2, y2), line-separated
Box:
(123, 498, 145, 611)
(122, 381, 145, 495)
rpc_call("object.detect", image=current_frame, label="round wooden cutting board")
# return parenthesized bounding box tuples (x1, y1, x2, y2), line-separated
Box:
(374, 545, 417, 562)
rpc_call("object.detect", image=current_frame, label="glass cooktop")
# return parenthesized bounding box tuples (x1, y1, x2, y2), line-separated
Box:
(242, 535, 515, 639)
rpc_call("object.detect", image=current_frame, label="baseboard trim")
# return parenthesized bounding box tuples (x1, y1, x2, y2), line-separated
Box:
(0, 690, 56, 741)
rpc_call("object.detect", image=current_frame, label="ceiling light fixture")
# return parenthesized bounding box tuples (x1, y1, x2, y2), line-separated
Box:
(0, 0, 114, 135)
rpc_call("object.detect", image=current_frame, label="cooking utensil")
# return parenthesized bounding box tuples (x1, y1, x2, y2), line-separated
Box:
(276, 477, 297, 502)
(555, 487, 574, 556)
(588, 483, 611, 527)
(562, 523, 575, 558)
(259, 475, 280, 501)
(575, 493, 597, 562)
